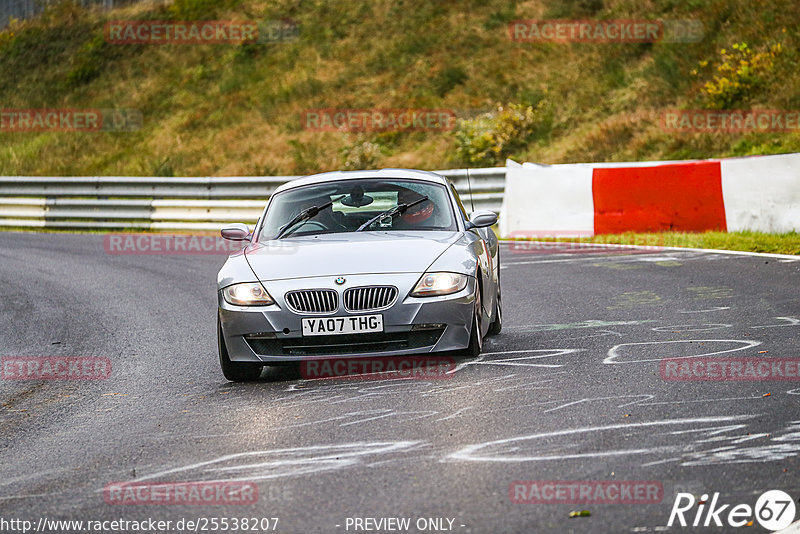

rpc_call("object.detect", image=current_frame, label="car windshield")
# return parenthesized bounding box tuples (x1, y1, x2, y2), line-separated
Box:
(258, 178, 457, 240)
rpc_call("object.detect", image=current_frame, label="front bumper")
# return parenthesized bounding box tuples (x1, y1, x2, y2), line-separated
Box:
(218, 273, 476, 363)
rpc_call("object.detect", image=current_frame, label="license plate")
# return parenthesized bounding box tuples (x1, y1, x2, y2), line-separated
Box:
(301, 314, 384, 336)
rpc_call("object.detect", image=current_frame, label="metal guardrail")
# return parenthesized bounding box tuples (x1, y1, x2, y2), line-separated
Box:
(0, 168, 506, 231)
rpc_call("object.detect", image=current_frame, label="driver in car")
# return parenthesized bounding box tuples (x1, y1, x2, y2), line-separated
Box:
(393, 188, 435, 229)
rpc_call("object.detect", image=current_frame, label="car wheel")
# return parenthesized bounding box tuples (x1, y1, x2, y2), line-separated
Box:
(488, 288, 502, 336)
(218, 317, 263, 382)
(464, 285, 483, 357)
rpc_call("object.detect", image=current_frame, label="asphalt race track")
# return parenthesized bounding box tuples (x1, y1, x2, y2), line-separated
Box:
(1, 232, 799, 533)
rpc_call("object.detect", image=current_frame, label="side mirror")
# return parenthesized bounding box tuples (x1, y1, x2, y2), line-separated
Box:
(221, 223, 251, 241)
(466, 210, 498, 230)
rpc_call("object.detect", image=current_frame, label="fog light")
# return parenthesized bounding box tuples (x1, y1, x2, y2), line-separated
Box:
(411, 323, 446, 331)
(245, 332, 277, 339)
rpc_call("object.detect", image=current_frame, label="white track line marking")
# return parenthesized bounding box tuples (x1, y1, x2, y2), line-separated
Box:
(604, 339, 762, 364)
(447, 415, 755, 463)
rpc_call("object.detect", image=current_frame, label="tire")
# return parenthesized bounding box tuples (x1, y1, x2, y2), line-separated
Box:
(218, 317, 263, 382)
(463, 285, 483, 358)
(488, 288, 502, 336)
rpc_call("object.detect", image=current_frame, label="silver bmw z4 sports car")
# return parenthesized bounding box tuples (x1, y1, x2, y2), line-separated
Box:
(216, 168, 501, 381)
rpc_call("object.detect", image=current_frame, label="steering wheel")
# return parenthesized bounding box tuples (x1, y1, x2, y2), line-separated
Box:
(292, 220, 328, 233)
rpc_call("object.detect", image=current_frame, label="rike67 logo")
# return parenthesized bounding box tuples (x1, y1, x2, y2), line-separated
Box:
(668, 490, 795, 530)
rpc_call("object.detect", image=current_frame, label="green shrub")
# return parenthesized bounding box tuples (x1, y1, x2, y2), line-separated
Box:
(454, 102, 546, 166)
(695, 42, 782, 109)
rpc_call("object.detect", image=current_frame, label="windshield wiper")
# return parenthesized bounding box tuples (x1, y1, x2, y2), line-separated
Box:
(275, 195, 346, 239)
(355, 196, 429, 232)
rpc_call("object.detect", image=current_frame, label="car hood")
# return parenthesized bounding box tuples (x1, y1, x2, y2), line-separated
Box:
(245, 231, 462, 281)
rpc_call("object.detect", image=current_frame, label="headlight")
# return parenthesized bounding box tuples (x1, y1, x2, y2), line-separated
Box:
(223, 282, 274, 306)
(410, 272, 468, 297)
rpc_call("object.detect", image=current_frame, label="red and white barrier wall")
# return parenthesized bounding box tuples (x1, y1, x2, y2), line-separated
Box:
(500, 154, 800, 237)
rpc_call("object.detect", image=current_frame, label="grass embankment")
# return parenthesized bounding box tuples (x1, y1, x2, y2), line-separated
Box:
(0, 0, 799, 176)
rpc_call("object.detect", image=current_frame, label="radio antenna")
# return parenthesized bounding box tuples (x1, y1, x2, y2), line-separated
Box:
(466, 168, 475, 213)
